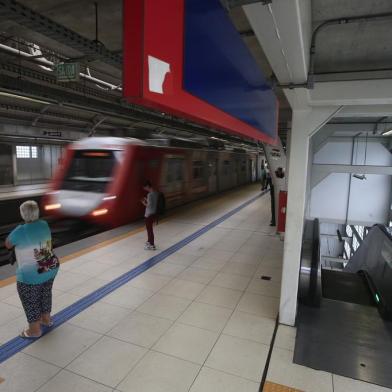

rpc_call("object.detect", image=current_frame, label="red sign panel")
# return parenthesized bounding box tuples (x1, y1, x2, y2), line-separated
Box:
(123, 0, 278, 144)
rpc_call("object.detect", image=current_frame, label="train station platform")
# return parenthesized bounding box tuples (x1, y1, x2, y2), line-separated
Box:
(0, 185, 388, 392)
(0, 184, 47, 201)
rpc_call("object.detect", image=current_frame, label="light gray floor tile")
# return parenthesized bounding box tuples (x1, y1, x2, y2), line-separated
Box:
(196, 286, 243, 309)
(177, 302, 232, 332)
(101, 285, 154, 309)
(117, 351, 200, 392)
(66, 336, 146, 387)
(23, 323, 101, 367)
(0, 353, 60, 392)
(220, 262, 258, 277)
(107, 311, 172, 348)
(159, 279, 205, 300)
(128, 272, 172, 292)
(274, 325, 296, 351)
(0, 302, 23, 326)
(206, 334, 269, 382)
(246, 278, 281, 298)
(210, 272, 251, 291)
(69, 302, 131, 333)
(178, 267, 218, 284)
(150, 263, 187, 277)
(36, 369, 112, 392)
(153, 323, 219, 364)
(136, 293, 191, 320)
(190, 367, 259, 392)
(223, 310, 275, 345)
(237, 292, 279, 319)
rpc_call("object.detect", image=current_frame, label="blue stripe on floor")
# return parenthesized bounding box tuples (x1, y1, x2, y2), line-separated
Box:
(0, 190, 268, 363)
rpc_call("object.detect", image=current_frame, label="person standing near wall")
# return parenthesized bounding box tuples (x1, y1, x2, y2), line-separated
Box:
(260, 163, 267, 190)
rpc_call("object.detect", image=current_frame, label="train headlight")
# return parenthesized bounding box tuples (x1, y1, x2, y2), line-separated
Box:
(91, 208, 108, 217)
(103, 195, 117, 201)
(45, 203, 61, 211)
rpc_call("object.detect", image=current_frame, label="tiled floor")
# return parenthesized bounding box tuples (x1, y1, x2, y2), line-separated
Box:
(0, 185, 389, 392)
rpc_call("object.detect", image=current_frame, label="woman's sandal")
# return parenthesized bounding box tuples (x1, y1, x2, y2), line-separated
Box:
(20, 329, 41, 339)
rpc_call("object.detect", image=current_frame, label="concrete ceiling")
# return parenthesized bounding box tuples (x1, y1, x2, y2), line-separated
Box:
(312, 0, 392, 74)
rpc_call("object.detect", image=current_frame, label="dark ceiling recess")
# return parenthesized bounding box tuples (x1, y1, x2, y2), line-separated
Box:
(0, 0, 122, 68)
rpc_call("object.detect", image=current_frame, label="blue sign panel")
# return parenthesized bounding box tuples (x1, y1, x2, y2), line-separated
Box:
(183, 0, 277, 140)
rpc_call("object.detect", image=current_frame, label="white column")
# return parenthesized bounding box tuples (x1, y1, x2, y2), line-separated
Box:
(279, 106, 341, 326)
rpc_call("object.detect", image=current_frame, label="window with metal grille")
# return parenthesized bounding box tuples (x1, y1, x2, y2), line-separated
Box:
(16, 146, 30, 158)
(31, 146, 38, 158)
(16, 146, 38, 159)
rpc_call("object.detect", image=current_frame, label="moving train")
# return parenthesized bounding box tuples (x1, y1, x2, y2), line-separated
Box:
(43, 137, 262, 227)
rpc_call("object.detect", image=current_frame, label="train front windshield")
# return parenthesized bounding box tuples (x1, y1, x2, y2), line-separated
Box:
(62, 150, 119, 192)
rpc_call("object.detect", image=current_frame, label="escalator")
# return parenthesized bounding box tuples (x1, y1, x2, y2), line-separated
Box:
(294, 220, 392, 388)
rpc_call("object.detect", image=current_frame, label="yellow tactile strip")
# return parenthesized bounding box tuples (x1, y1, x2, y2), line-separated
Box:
(263, 381, 304, 392)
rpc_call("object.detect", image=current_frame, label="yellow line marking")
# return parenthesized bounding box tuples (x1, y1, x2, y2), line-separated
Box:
(263, 382, 304, 392)
(60, 226, 145, 262)
(0, 225, 145, 288)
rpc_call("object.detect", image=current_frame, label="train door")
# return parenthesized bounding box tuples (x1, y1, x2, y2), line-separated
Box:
(208, 159, 218, 193)
(162, 155, 186, 207)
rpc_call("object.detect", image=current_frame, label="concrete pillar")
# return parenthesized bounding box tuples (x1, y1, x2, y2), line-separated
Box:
(279, 106, 341, 326)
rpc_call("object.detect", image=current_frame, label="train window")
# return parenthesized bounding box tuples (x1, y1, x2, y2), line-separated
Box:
(192, 161, 205, 180)
(167, 158, 183, 183)
(223, 160, 230, 175)
(62, 150, 116, 193)
(241, 160, 246, 172)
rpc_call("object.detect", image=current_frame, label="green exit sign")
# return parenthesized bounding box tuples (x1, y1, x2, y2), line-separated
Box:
(55, 62, 80, 82)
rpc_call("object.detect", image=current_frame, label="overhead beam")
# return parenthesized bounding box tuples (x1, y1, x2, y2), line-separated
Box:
(224, 0, 271, 8)
(0, 0, 122, 68)
(311, 164, 392, 189)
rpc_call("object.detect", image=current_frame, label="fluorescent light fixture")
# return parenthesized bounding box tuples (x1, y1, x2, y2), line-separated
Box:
(0, 91, 51, 105)
(382, 129, 392, 136)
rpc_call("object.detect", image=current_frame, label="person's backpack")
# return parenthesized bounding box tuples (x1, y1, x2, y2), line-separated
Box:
(155, 192, 166, 223)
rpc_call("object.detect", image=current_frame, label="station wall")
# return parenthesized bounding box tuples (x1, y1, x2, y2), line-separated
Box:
(307, 133, 392, 226)
(0, 142, 64, 186)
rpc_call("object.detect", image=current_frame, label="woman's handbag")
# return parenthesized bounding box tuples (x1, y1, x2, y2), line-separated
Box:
(8, 247, 16, 266)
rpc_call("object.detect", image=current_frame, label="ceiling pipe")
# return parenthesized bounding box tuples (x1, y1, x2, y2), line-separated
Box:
(274, 12, 392, 89)
(0, 43, 122, 91)
(307, 12, 392, 89)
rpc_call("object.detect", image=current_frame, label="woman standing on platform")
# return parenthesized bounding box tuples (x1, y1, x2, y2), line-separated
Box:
(5, 200, 59, 338)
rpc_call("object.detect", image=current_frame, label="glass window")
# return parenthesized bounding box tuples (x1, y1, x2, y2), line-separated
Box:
(16, 146, 38, 159)
(192, 160, 204, 180)
(166, 158, 183, 183)
(16, 145, 31, 158)
(62, 150, 116, 192)
(31, 146, 38, 158)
